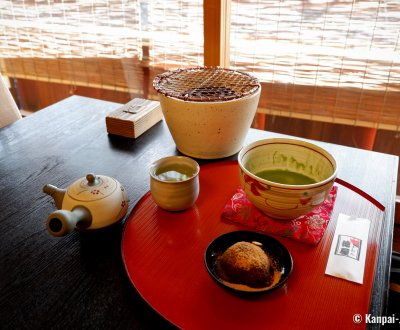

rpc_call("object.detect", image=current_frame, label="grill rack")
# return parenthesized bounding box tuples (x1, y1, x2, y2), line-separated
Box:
(153, 67, 260, 102)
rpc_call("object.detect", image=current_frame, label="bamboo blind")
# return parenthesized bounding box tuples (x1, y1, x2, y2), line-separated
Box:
(0, 0, 203, 95)
(230, 0, 400, 131)
(147, 1, 203, 68)
(1, 1, 398, 131)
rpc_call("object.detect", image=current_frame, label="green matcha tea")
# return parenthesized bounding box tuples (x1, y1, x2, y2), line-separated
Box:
(255, 169, 316, 185)
(155, 164, 196, 182)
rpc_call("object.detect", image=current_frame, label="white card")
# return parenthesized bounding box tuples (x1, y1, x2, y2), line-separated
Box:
(325, 213, 371, 284)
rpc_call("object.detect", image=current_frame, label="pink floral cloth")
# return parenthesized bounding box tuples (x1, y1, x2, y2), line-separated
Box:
(221, 186, 338, 245)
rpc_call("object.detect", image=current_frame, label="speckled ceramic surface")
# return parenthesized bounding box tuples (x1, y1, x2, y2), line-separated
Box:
(63, 174, 128, 228)
(238, 138, 338, 220)
(149, 156, 200, 211)
(43, 174, 129, 236)
(157, 88, 261, 159)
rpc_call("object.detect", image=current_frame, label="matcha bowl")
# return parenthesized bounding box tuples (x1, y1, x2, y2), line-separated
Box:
(238, 138, 338, 220)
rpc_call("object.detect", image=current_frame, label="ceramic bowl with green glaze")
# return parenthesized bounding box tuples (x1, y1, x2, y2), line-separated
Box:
(238, 138, 338, 220)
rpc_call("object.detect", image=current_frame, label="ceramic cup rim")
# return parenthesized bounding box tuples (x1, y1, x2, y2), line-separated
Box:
(238, 138, 338, 189)
(149, 155, 200, 184)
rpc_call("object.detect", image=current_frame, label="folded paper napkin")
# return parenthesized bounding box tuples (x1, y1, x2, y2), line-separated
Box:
(221, 186, 338, 245)
(325, 213, 370, 284)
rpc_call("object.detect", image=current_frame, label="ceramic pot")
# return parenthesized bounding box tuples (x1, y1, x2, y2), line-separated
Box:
(158, 90, 261, 159)
(43, 173, 129, 236)
(153, 67, 261, 159)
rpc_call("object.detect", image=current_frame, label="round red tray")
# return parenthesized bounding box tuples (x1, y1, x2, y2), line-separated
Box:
(122, 161, 381, 329)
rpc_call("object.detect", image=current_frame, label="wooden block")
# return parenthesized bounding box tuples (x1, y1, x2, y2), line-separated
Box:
(106, 98, 163, 138)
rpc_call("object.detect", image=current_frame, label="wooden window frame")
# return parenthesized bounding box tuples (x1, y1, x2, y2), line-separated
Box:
(203, 0, 231, 67)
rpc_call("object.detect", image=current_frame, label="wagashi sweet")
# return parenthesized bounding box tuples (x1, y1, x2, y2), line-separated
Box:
(217, 241, 272, 288)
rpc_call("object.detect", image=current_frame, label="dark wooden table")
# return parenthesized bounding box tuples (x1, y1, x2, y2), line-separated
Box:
(0, 96, 398, 329)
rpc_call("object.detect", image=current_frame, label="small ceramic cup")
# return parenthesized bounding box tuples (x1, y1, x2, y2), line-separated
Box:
(149, 156, 200, 211)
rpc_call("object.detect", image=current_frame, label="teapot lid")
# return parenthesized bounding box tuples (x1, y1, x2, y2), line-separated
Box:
(67, 173, 118, 202)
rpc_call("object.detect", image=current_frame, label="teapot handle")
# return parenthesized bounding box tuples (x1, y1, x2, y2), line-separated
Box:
(46, 206, 92, 237)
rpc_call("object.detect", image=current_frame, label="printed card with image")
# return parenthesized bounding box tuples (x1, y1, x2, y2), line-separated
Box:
(325, 213, 370, 284)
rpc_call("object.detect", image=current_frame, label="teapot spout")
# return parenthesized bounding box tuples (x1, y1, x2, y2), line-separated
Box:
(46, 206, 92, 237)
(43, 184, 66, 209)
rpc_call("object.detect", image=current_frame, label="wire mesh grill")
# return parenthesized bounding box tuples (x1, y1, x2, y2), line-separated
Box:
(153, 67, 260, 102)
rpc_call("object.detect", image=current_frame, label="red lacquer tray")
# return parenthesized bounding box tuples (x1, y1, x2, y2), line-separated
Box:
(121, 161, 384, 329)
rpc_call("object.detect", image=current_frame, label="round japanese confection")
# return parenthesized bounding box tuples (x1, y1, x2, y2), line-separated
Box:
(216, 241, 272, 288)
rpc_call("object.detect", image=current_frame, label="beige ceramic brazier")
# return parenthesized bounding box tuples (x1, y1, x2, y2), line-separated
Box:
(153, 67, 261, 159)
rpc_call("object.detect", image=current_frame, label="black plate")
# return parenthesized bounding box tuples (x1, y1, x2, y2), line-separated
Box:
(204, 231, 293, 296)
